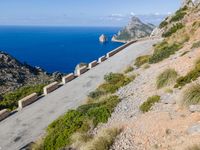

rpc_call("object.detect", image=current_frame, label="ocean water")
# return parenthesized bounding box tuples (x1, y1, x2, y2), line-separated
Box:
(0, 26, 123, 73)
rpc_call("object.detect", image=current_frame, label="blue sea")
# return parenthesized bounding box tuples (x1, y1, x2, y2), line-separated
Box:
(0, 26, 123, 73)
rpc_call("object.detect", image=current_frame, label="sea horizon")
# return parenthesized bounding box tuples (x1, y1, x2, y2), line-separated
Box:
(0, 26, 123, 73)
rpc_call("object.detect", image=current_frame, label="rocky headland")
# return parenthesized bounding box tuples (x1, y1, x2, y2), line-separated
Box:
(112, 16, 155, 42)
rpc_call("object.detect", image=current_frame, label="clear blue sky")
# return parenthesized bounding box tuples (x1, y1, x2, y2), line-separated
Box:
(0, 0, 181, 26)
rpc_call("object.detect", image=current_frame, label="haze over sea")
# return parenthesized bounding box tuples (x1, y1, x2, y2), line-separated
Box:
(0, 26, 123, 73)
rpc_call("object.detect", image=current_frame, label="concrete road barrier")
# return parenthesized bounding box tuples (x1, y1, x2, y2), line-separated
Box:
(98, 56, 107, 63)
(62, 73, 75, 84)
(106, 49, 119, 58)
(88, 60, 98, 69)
(18, 93, 38, 110)
(0, 109, 10, 121)
(76, 66, 88, 76)
(43, 82, 59, 95)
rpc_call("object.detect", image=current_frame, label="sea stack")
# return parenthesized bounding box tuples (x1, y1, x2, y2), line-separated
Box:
(99, 34, 107, 43)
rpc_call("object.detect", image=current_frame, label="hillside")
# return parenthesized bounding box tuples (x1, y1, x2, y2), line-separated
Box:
(0, 51, 51, 95)
(27, 0, 200, 149)
(112, 16, 155, 42)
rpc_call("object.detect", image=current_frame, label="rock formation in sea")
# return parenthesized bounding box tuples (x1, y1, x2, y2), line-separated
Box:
(112, 16, 155, 42)
(99, 34, 108, 43)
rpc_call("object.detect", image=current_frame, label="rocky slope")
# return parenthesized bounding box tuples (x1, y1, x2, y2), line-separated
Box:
(92, 1, 200, 149)
(0, 51, 51, 94)
(112, 16, 155, 42)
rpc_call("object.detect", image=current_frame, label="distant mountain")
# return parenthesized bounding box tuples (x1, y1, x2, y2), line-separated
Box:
(112, 16, 155, 42)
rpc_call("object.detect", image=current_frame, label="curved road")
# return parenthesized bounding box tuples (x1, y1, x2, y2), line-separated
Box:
(0, 39, 160, 150)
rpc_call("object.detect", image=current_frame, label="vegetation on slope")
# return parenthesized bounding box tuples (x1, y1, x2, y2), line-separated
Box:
(170, 6, 188, 23)
(191, 41, 200, 49)
(124, 66, 134, 74)
(134, 55, 150, 67)
(175, 60, 200, 88)
(140, 95, 160, 113)
(149, 41, 182, 64)
(182, 84, 200, 106)
(156, 69, 178, 89)
(0, 84, 45, 111)
(34, 73, 134, 150)
(76, 128, 121, 150)
(162, 23, 184, 37)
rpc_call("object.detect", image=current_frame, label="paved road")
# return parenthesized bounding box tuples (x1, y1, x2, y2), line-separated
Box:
(0, 39, 160, 150)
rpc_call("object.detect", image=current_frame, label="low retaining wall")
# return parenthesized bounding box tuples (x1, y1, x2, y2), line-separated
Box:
(106, 40, 137, 58)
(88, 60, 98, 69)
(76, 66, 88, 76)
(62, 73, 75, 84)
(0, 109, 10, 121)
(44, 82, 59, 95)
(18, 93, 38, 109)
(98, 56, 107, 63)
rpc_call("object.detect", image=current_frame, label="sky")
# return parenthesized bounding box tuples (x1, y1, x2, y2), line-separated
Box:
(0, 0, 181, 27)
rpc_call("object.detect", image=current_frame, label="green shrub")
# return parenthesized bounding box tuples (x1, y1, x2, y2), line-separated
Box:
(156, 69, 178, 89)
(134, 55, 150, 67)
(88, 90, 106, 100)
(98, 73, 132, 94)
(124, 66, 134, 74)
(170, 6, 187, 22)
(43, 110, 86, 150)
(182, 84, 200, 106)
(140, 95, 160, 113)
(42, 95, 120, 150)
(87, 106, 110, 126)
(39, 73, 127, 150)
(159, 20, 168, 28)
(191, 41, 200, 49)
(149, 42, 182, 63)
(0, 84, 45, 110)
(175, 63, 200, 88)
(162, 23, 184, 37)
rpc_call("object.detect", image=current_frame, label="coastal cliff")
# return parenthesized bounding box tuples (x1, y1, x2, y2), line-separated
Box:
(112, 16, 155, 42)
(0, 51, 51, 94)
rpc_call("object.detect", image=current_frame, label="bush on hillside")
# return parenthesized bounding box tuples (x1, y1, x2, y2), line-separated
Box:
(191, 41, 200, 49)
(159, 20, 168, 28)
(149, 42, 182, 64)
(97, 73, 132, 94)
(0, 84, 45, 110)
(134, 55, 150, 67)
(42, 95, 120, 150)
(88, 90, 106, 100)
(87, 106, 110, 126)
(80, 128, 121, 150)
(162, 23, 184, 37)
(140, 95, 160, 113)
(156, 69, 178, 89)
(170, 6, 187, 22)
(182, 84, 200, 106)
(175, 62, 200, 88)
(124, 66, 134, 74)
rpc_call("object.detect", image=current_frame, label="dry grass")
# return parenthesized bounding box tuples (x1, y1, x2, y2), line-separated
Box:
(80, 128, 122, 150)
(186, 145, 200, 150)
(182, 84, 200, 106)
(124, 66, 134, 74)
(156, 69, 178, 89)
